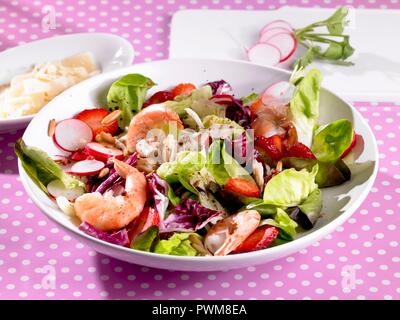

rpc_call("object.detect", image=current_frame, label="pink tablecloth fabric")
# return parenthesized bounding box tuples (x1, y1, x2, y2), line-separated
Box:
(0, 0, 399, 300)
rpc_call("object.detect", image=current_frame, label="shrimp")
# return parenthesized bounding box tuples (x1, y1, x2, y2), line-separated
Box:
(204, 210, 261, 256)
(127, 103, 183, 153)
(74, 159, 147, 231)
(251, 98, 292, 138)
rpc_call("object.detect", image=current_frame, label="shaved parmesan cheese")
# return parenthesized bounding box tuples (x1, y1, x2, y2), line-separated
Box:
(0, 52, 100, 119)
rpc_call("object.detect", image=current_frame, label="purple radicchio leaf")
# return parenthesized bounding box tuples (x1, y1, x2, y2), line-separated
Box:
(79, 222, 129, 246)
(160, 198, 223, 233)
(147, 173, 169, 219)
(225, 99, 252, 129)
(205, 79, 233, 95)
(94, 153, 137, 194)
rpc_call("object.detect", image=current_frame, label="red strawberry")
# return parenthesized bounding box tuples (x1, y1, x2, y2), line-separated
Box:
(255, 135, 285, 161)
(143, 91, 175, 108)
(285, 142, 316, 159)
(70, 148, 93, 161)
(341, 132, 357, 158)
(171, 83, 196, 97)
(233, 225, 279, 254)
(224, 178, 260, 198)
(74, 108, 119, 137)
(128, 207, 160, 243)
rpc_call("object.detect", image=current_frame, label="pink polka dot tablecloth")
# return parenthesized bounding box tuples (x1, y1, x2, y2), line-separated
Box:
(1, 0, 400, 300)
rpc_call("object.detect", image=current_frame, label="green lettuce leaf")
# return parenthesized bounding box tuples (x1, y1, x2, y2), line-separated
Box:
(131, 226, 159, 252)
(241, 92, 259, 105)
(263, 165, 318, 207)
(165, 86, 225, 128)
(289, 69, 322, 147)
(157, 151, 206, 193)
(206, 140, 255, 185)
(282, 157, 351, 188)
(299, 188, 323, 226)
(107, 73, 155, 129)
(154, 233, 197, 256)
(261, 208, 298, 239)
(15, 139, 84, 194)
(245, 199, 278, 216)
(311, 119, 353, 162)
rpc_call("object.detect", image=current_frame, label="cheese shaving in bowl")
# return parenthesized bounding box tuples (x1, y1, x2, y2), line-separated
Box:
(0, 52, 100, 119)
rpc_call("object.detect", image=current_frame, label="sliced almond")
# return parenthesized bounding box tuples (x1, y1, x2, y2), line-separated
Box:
(98, 167, 110, 179)
(47, 119, 56, 137)
(101, 110, 121, 125)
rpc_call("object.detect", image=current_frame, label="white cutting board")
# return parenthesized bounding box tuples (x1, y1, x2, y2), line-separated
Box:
(169, 7, 400, 102)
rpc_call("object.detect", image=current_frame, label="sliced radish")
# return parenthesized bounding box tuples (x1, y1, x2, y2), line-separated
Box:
(259, 27, 292, 44)
(265, 32, 297, 62)
(85, 142, 124, 161)
(247, 43, 281, 66)
(53, 119, 93, 152)
(47, 179, 85, 201)
(260, 19, 293, 36)
(55, 196, 76, 216)
(68, 159, 105, 176)
(262, 81, 296, 106)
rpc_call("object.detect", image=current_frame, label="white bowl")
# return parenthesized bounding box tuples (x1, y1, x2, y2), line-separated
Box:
(18, 59, 378, 271)
(0, 33, 134, 133)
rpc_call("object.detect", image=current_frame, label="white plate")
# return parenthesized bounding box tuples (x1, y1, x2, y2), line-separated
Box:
(0, 33, 134, 133)
(169, 7, 400, 102)
(18, 59, 378, 271)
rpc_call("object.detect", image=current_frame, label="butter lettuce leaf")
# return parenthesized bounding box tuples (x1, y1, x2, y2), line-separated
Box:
(263, 165, 318, 207)
(157, 151, 206, 193)
(261, 208, 298, 239)
(289, 69, 322, 147)
(206, 140, 255, 185)
(107, 73, 155, 129)
(154, 233, 197, 256)
(131, 226, 159, 252)
(165, 86, 225, 128)
(311, 119, 353, 162)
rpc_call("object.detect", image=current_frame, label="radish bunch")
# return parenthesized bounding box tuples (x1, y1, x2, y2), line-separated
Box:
(248, 20, 297, 67)
(247, 7, 355, 69)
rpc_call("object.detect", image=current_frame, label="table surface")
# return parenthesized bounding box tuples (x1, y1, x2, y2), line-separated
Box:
(1, 0, 399, 300)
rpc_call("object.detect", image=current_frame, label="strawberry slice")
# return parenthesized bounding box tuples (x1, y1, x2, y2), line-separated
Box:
(224, 178, 260, 198)
(285, 142, 316, 159)
(143, 91, 175, 108)
(233, 225, 279, 254)
(70, 148, 93, 161)
(74, 108, 119, 137)
(341, 132, 357, 158)
(255, 134, 285, 161)
(171, 83, 196, 97)
(128, 207, 160, 243)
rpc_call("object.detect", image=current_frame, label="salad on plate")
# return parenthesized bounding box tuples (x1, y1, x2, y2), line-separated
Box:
(16, 68, 358, 257)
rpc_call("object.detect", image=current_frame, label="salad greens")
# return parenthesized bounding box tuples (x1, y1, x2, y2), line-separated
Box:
(289, 69, 322, 147)
(15, 138, 84, 194)
(154, 232, 197, 256)
(206, 140, 255, 185)
(298, 188, 323, 225)
(311, 119, 353, 162)
(157, 151, 206, 194)
(131, 226, 159, 252)
(261, 208, 298, 239)
(107, 73, 155, 129)
(263, 165, 319, 207)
